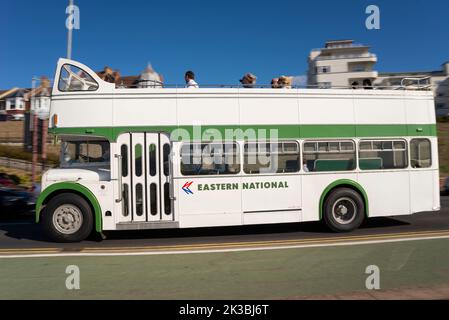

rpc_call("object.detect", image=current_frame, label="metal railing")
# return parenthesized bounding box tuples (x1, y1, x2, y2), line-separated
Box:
(114, 82, 434, 91)
(315, 53, 377, 61)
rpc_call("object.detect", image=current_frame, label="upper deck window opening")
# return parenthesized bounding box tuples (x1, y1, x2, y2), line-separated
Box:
(58, 64, 99, 92)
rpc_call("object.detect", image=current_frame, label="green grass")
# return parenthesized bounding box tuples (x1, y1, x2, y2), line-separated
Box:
(0, 144, 58, 165)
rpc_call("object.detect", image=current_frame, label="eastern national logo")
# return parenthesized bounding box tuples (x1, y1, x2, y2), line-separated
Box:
(182, 181, 194, 195)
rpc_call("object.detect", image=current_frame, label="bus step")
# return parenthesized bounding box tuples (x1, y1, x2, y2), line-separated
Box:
(116, 221, 180, 231)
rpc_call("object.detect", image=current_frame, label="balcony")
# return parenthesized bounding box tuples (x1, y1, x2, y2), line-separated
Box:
(346, 71, 379, 79)
(315, 53, 377, 62)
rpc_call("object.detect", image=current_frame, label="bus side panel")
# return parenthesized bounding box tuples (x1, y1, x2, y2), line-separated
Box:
(242, 175, 302, 225)
(410, 169, 437, 214)
(358, 171, 410, 217)
(113, 95, 177, 127)
(410, 137, 440, 213)
(301, 173, 358, 222)
(52, 97, 113, 128)
(67, 181, 115, 231)
(354, 95, 406, 125)
(175, 177, 243, 228)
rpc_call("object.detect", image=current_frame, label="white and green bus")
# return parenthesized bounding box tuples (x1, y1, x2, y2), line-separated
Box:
(36, 59, 440, 242)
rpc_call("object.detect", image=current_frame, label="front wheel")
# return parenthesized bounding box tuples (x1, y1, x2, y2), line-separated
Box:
(323, 188, 365, 232)
(41, 193, 94, 243)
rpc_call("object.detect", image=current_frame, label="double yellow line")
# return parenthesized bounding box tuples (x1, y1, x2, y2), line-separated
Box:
(1, 229, 449, 257)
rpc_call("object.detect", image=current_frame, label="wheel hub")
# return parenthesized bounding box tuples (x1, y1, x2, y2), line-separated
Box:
(332, 197, 357, 225)
(53, 205, 83, 235)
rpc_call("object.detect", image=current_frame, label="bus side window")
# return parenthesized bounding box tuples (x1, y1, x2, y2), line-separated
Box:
(180, 143, 240, 176)
(359, 140, 408, 170)
(410, 139, 432, 168)
(303, 141, 356, 172)
(244, 141, 300, 175)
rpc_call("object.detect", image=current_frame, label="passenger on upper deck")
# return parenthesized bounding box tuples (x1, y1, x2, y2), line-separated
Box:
(351, 81, 360, 89)
(185, 71, 199, 88)
(239, 73, 257, 88)
(363, 79, 373, 90)
(100, 66, 116, 83)
(278, 76, 293, 89)
(271, 78, 280, 88)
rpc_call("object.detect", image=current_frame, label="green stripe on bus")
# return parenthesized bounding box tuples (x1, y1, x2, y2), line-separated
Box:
(49, 124, 437, 142)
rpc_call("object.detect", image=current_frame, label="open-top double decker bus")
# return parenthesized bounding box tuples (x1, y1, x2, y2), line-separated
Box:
(36, 59, 440, 242)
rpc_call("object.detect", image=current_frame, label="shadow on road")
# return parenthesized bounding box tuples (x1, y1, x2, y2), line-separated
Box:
(0, 212, 411, 245)
(102, 217, 410, 241)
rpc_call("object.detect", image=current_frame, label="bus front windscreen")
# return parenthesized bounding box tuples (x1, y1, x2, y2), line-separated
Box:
(61, 140, 110, 167)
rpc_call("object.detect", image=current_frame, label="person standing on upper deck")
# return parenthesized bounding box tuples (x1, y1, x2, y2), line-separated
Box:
(185, 71, 199, 88)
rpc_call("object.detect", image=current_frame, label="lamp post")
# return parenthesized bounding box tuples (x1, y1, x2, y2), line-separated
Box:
(67, 0, 74, 60)
(31, 77, 38, 191)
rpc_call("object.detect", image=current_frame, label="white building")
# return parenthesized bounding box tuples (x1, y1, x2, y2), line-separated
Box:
(28, 80, 52, 118)
(375, 62, 449, 116)
(307, 40, 378, 88)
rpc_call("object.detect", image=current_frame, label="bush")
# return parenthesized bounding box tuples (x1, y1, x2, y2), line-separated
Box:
(437, 116, 449, 123)
(0, 144, 59, 165)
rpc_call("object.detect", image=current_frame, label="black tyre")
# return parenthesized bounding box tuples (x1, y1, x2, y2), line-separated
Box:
(323, 188, 365, 232)
(41, 193, 94, 243)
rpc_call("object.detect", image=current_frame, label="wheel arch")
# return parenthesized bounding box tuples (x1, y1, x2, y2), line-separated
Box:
(319, 179, 369, 220)
(36, 182, 102, 233)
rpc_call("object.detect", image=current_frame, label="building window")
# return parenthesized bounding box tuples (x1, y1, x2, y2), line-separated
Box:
(359, 140, 408, 170)
(316, 66, 331, 74)
(317, 82, 332, 89)
(181, 143, 240, 176)
(351, 65, 367, 72)
(410, 139, 432, 169)
(244, 141, 300, 174)
(303, 141, 356, 172)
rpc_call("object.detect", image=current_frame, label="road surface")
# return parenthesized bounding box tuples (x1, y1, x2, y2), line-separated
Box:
(0, 196, 447, 252)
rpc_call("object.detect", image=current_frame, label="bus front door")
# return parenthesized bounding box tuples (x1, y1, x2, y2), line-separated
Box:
(116, 133, 173, 224)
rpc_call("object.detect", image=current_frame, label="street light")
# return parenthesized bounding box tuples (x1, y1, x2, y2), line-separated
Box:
(67, 0, 74, 60)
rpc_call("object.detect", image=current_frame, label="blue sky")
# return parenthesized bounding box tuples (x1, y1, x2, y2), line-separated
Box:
(1, 0, 448, 88)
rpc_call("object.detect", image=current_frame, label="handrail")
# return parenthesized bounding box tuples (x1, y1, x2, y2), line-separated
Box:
(114, 83, 434, 91)
(115, 154, 123, 203)
(400, 76, 432, 89)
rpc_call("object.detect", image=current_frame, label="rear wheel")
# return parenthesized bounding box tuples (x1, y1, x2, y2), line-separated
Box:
(323, 188, 365, 232)
(41, 193, 94, 242)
